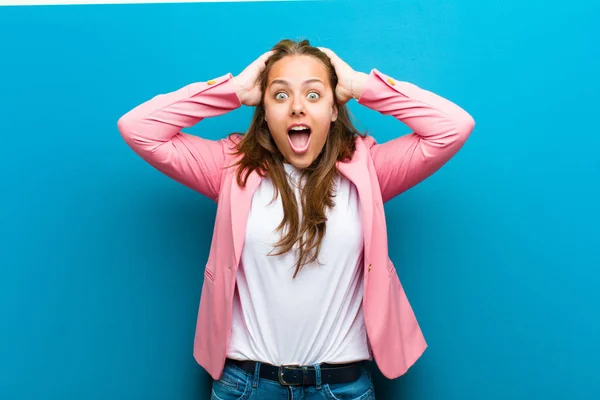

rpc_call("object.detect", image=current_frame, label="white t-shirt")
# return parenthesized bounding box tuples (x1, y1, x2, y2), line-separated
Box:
(226, 162, 371, 366)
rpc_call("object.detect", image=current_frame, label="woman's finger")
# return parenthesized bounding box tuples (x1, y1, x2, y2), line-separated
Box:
(260, 50, 275, 63)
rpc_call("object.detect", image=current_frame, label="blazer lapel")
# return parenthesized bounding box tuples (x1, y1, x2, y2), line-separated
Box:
(230, 170, 263, 268)
(336, 143, 373, 256)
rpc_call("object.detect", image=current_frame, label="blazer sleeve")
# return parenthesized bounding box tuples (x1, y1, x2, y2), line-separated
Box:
(117, 73, 242, 202)
(358, 69, 475, 203)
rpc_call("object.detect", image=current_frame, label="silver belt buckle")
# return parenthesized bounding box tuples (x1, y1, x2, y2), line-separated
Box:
(278, 365, 302, 386)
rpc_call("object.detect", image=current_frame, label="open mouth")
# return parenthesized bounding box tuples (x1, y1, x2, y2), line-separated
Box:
(287, 125, 312, 154)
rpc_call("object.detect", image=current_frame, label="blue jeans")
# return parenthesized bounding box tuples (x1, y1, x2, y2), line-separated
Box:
(210, 361, 376, 400)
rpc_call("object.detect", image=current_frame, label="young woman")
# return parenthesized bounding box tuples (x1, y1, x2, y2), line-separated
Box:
(118, 39, 475, 400)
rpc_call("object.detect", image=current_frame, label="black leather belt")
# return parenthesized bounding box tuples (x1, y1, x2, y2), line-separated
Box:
(226, 358, 364, 386)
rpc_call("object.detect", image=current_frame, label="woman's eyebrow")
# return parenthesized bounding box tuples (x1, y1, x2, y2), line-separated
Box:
(268, 79, 325, 88)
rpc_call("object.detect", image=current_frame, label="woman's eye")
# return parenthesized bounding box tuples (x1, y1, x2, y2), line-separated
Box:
(275, 92, 288, 100)
(307, 92, 320, 100)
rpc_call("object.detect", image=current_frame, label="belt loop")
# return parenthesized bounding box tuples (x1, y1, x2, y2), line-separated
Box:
(313, 363, 322, 390)
(252, 361, 261, 388)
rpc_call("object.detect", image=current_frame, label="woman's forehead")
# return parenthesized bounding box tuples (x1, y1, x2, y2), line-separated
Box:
(267, 55, 329, 85)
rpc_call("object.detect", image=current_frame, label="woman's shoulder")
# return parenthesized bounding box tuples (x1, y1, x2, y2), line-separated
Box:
(355, 134, 377, 149)
(225, 133, 244, 145)
(220, 133, 244, 155)
(339, 134, 377, 165)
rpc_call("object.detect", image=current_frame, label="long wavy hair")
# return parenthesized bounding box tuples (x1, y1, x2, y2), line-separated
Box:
(228, 39, 366, 278)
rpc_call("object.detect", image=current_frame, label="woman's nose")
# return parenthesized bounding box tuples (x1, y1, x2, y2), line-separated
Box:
(290, 98, 306, 116)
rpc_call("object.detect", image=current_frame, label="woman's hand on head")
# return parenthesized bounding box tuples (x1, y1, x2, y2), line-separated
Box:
(230, 51, 274, 106)
(318, 47, 368, 104)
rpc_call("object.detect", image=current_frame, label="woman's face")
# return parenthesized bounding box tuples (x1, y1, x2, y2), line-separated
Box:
(263, 55, 338, 169)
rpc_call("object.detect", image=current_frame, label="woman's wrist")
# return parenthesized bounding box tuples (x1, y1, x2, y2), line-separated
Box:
(229, 76, 245, 104)
(350, 71, 369, 100)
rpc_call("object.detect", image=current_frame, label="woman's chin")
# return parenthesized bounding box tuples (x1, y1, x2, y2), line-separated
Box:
(284, 151, 316, 169)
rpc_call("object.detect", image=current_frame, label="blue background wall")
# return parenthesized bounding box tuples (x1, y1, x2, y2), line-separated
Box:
(1, 1, 598, 399)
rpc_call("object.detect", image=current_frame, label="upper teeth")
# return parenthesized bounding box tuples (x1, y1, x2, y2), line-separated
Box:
(290, 126, 309, 131)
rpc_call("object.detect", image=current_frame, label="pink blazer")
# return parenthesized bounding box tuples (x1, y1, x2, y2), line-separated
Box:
(117, 69, 475, 379)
